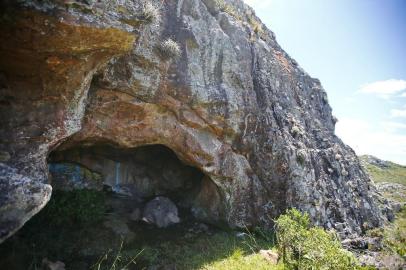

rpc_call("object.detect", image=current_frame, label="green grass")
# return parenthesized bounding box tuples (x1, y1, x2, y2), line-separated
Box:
(89, 231, 284, 270)
(360, 155, 406, 185)
(203, 249, 284, 270)
(134, 230, 283, 269)
(383, 207, 406, 256)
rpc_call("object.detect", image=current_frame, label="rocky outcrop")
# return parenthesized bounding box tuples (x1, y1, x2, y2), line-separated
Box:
(376, 182, 406, 213)
(0, 0, 391, 243)
(361, 155, 392, 169)
(0, 163, 51, 242)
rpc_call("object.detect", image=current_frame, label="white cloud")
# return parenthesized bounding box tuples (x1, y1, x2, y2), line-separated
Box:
(391, 108, 406, 118)
(381, 121, 406, 132)
(336, 118, 406, 165)
(359, 79, 406, 98)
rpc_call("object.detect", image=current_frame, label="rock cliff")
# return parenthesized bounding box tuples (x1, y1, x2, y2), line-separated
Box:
(0, 0, 391, 243)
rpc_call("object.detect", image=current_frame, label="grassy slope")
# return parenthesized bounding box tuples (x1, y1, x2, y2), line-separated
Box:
(384, 208, 406, 256)
(360, 155, 406, 186)
(360, 155, 406, 259)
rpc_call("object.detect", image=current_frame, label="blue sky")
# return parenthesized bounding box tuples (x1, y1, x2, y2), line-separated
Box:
(244, 0, 406, 165)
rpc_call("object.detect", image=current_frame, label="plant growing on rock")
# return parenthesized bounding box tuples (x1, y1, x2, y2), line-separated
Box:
(247, 15, 264, 35)
(275, 208, 359, 269)
(252, 21, 263, 34)
(158, 38, 181, 60)
(139, 2, 160, 24)
(291, 124, 303, 138)
(214, 0, 241, 20)
(214, 0, 227, 10)
(296, 149, 307, 165)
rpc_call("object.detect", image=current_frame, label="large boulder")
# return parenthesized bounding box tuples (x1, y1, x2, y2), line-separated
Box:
(0, 0, 391, 242)
(142, 197, 180, 228)
(0, 163, 51, 241)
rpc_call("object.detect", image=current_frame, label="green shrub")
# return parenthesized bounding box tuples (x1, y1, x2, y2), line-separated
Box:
(35, 189, 106, 226)
(275, 208, 359, 270)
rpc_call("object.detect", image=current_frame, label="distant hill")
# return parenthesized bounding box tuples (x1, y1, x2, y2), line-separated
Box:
(360, 155, 406, 186)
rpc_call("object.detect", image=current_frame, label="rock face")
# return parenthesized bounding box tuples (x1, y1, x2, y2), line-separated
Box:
(0, 164, 51, 241)
(0, 0, 391, 242)
(376, 182, 406, 213)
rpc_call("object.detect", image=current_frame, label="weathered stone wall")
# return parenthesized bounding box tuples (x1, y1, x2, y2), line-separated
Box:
(0, 0, 391, 243)
(48, 144, 204, 203)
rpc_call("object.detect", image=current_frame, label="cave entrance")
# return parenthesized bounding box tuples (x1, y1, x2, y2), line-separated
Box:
(47, 143, 206, 228)
(0, 144, 217, 269)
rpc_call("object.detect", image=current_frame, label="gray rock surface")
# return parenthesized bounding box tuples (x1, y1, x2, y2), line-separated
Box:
(376, 182, 406, 212)
(142, 197, 180, 228)
(0, 163, 52, 242)
(0, 0, 391, 242)
(357, 251, 405, 270)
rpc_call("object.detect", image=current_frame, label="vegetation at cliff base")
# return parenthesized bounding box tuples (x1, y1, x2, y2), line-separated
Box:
(276, 209, 360, 270)
(384, 207, 406, 256)
(93, 208, 372, 269)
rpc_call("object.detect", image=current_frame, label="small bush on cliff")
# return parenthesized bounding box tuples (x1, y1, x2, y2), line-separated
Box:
(214, 0, 241, 20)
(139, 2, 160, 24)
(275, 208, 359, 269)
(158, 38, 181, 60)
(248, 16, 264, 35)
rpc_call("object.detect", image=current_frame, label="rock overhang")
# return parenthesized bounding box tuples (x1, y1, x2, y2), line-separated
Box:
(0, 0, 391, 243)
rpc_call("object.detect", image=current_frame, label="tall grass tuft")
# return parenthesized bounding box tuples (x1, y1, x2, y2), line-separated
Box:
(139, 2, 160, 24)
(158, 38, 181, 60)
